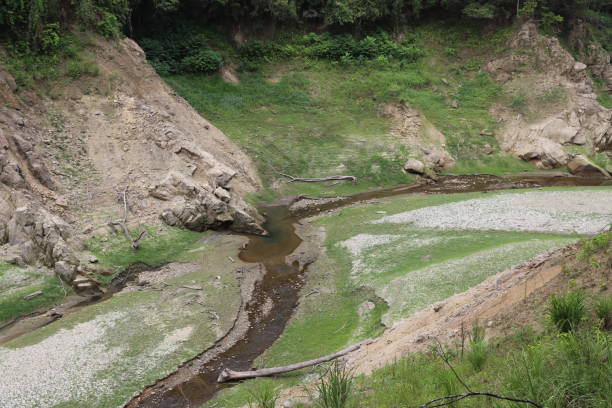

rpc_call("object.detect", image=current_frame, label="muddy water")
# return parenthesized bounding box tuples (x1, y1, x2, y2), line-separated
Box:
(127, 206, 305, 408)
(127, 174, 606, 408)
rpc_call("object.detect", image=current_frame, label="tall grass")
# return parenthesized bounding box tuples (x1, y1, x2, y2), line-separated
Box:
(594, 295, 612, 330)
(316, 361, 354, 408)
(548, 291, 586, 333)
(246, 380, 279, 408)
(466, 323, 488, 371)
(508, 330, 612, 408)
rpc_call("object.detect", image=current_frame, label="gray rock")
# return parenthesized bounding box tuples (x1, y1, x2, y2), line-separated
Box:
(404, 158, 425, 175)
(567, 155, 610, 178)
(55, 261, 76, 283)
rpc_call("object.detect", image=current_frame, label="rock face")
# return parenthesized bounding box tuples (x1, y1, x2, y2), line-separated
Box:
(485, 21, 611, 172)
(0, 35, 264, 285)
(381, 102, 456, 173)
(566, 154, 610, 178)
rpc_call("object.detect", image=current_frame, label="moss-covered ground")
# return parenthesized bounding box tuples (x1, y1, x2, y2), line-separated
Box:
(0, 264, 69, 325)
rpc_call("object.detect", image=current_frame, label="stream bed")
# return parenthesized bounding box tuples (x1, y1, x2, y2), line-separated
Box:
(126, 174, 606, 408)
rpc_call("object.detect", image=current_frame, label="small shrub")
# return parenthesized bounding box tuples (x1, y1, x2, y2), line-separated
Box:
(579, 232, 611, 260)
(181, 49, 223, 74)
(246, 380, 279, 408)
(594, 296, 612, 330)
(66, 59, 99, 79)
(96, 12, 121, 39)
(466, 323, 488, 371)
(510, 94, 527, 110)
(549, 292, 585, 332)
(41, 23, 61, 54)
(316, 361, 353, 408)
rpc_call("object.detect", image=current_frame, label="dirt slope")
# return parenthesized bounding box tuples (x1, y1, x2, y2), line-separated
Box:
(0, 36, 263, 290)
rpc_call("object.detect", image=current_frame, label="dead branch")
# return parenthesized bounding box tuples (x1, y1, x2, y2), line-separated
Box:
(217, 338, 372, 383)
(278, 173, 357, 185)
(109, 185, 147, 250)
(418, 392, 542, 408)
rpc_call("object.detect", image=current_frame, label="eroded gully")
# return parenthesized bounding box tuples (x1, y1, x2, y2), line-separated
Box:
(125, 173, 607, 408)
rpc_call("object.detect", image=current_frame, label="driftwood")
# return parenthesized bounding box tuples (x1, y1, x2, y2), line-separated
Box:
(109, 186, 147, 250)
(217, 339, 372, 383)
(279, 173, 357, 184)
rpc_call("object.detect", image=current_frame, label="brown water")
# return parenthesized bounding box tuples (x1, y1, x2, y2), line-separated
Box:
(127, 174, 606, 408)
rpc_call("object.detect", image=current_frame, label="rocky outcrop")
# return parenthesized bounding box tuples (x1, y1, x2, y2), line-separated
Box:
(381, 102, 455, 172)
(566, 154, 610, 178)
(152, 172, 265, 235)
(0, 35, 265, 286)
(485, 21, 611, 173)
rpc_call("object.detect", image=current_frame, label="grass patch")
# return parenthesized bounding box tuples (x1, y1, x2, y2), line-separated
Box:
(86, 225, 203, 282)
(358, 326, 611, 407)
(2, 235, 247, 407)
(159, 21, 530, 200)
(0, 265, 69, 325)
(1, 30, 99, 95)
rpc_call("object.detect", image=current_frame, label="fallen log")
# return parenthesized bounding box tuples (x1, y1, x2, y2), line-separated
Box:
(279, 173, 357, 184)
(217, 338, 372, 383)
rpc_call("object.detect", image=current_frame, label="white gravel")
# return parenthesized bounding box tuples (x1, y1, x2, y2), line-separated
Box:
(339, 234, 401, 256)
(372, 190, 612, 234)
(0, 312, 125, 408)
(380, 238, 575, 325)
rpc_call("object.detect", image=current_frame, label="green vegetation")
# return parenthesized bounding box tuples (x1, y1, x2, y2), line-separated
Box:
(158, 22, 538, 198)
(594, 295, 612, 330)
(0, 265, 69, 324)
(1, 31, 100, 93)
(548, 291, 586, 332)
(316, 361, 354, 408)
(86, 225, 203, 282)
(466, 324, 489, 372)
(358, 322, 611, 407)
(246, 380, 280, 408)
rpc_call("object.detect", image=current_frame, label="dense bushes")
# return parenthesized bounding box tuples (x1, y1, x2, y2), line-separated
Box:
(138, 29, 224, 75)
(237, 32, 424, 71)
(139, 27, 424, 75)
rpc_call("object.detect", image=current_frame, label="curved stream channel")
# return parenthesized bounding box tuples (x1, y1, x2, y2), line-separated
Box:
(126, 174, 606, 408)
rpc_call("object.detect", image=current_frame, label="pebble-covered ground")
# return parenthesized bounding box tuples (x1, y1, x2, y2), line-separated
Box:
(338, 189, 611, 325)
(373, 190, 612, 234)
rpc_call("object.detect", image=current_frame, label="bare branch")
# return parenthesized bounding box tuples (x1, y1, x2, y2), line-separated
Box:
(418, 392, 542, 408)
(434, 338, 472, 393)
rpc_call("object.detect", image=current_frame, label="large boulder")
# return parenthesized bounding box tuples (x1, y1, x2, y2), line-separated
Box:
(566, 155, 610, 178)
(153, 171, 265, 235)
(403, 159, 426, 175)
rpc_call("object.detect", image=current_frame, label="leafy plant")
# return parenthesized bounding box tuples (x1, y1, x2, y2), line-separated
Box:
(593, 295, 612, 330)
(246, 380, 279, 408)
(316, 361, 353, 408)
(549, 291, 586, 332)
(181, 49, 223, 74)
